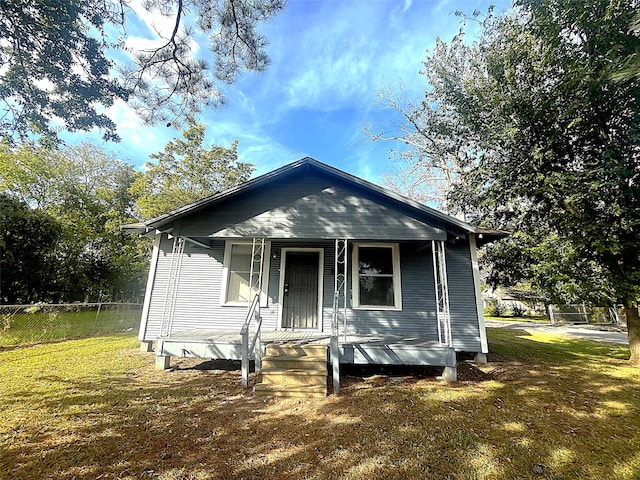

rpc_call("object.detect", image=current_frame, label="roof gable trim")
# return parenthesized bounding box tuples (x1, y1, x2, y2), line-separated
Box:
(144, 157, 475, 234)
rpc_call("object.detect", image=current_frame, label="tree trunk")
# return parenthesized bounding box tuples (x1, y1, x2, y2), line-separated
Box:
(626, 305, 640, 365)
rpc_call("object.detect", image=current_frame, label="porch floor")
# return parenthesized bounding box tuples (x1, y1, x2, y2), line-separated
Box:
(156, 329, 455, 367)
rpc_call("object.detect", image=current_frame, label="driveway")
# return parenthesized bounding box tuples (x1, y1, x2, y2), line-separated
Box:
(485, 319, 629, 345)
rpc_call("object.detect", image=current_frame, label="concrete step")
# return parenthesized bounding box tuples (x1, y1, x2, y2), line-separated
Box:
(254, 383, 327, 398)
(259, 368, 328, 387)
(265, 344, 328, 359)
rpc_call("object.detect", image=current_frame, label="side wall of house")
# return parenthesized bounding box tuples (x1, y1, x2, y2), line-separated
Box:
(446, 240, 483, 352)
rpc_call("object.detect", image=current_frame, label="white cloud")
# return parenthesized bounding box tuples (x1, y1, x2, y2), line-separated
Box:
(253, 0, 460, 118)
(123, 1, 202, 62)
(127, 0, 180, 40)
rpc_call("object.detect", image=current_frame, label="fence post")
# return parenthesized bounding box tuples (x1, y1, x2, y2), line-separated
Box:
(548, 304, 555, 325)
(581, 303, 589, 324)
(92, 303, 102, 335)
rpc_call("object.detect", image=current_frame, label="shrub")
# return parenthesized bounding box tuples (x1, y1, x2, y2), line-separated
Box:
(488, 302, 508, 317)
(511, 304, 527, 317)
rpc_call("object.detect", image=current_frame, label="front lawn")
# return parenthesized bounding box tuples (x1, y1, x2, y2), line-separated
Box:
(1, 330, 639, 479)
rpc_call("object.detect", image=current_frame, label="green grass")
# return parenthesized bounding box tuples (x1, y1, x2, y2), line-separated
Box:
(484, 315, 551, 323)
(0, 305, 140, 346)
(1, 329, 639, 479)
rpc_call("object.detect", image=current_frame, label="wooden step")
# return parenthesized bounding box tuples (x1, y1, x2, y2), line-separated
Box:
(265, 344, 328, 359)
(262, 356, 327, 370)
(259, 368, 328, 387)
(254, 384, 327, 398)
(254, 343, 329, 397)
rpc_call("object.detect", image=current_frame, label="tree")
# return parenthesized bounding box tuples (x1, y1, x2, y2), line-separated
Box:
(0, 0, 284, 143)
(480, 229, 616, 306)
(375, 0, 640, 363)
(131, 123, 253, 219)
(0, 195, 63, 304)
(614, 9, 640, 81)
(0, 142, 149, 301)
(460, 0, 640, 362)
(366, 35, 486, 212)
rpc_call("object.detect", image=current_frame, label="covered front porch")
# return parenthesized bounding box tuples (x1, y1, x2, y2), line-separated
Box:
(149, 236, 459, 393)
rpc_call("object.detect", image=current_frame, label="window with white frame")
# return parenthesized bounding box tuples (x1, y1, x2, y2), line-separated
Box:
(352, 243, 401, 309)
(222, 241, 269, 305)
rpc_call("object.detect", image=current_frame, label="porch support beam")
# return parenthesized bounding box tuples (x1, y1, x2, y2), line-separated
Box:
(332, 238, 348, 394)
(155, 355, 171, 370)
(439, 347, 457, 381)
(474, 352, 488, 364)
(432, 240, 452, 347)
(160, 236, 185, 339)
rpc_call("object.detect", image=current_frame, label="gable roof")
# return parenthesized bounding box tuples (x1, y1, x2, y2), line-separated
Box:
(123, 157, 506, 242)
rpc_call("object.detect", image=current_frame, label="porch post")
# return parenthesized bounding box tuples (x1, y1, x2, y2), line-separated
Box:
(432, 240, 452, 347)
(160, 236, 185, 339)
(332, 238, 348, 394)
(241, 329, 249, 387)
(248, 238, 265, 299)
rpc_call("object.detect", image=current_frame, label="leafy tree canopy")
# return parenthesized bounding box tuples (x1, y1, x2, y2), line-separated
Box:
(373, 0, 640, 361)
(0, 142, 149, 302)
(0, 194, 63, 304)
(452, 0, 640, 306)
(0, 0, 284, 143)
(131, 122, 254, 219)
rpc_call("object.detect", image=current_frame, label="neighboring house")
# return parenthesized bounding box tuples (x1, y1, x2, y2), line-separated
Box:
(124, 158, 505, 394)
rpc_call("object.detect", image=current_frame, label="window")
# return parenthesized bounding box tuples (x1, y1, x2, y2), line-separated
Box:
(352, 243, 401, 310)
(222, 241, 270, 305)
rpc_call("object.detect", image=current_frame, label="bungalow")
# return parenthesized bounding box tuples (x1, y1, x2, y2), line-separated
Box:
(124, 158, 504, 396)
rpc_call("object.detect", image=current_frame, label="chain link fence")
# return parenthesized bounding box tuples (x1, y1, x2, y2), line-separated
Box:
(0, 303, 142, 347)
(548, 304, 626, 327)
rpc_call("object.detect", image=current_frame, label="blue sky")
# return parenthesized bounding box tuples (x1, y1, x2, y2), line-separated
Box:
(72, 0, 512, 184)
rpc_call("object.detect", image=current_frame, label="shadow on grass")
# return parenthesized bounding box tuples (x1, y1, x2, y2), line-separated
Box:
(1, 330, 640, 479)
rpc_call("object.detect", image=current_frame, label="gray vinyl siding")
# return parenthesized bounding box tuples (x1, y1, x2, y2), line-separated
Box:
(177, 173, 446, 241)
(339, 241, 481, 349)
(446, 240, 483, 351)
